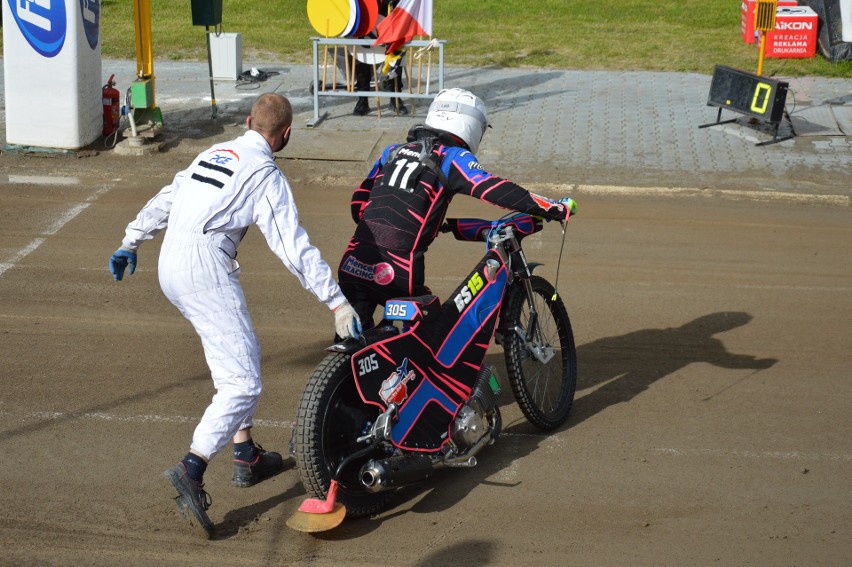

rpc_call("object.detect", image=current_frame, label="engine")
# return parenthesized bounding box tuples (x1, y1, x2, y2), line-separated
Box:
(359, 367, 503, 492)
(451, 366, 501, 449)
(451, 403, 491, 448)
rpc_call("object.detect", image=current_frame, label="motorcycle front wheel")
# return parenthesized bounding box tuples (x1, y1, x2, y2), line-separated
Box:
(503, 275, 577, 430)
(293, 352, 393, 518)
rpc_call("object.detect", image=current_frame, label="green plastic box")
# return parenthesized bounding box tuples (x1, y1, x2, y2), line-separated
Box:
(130, 79, 154, 109)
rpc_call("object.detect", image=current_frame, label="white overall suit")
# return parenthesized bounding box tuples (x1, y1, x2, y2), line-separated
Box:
(120, 130, 347, 460)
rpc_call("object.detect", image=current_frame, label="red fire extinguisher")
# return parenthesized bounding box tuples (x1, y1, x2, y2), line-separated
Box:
(102, 74, 121, 136)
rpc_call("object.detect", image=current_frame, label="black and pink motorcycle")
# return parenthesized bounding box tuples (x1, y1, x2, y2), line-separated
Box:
(287, 211, 577, 531)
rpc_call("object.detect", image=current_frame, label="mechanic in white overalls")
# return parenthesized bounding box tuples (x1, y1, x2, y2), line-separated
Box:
(108, 93, 361, 538)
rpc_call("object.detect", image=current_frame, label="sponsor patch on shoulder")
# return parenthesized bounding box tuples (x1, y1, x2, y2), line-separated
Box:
(210, 148, 240, 163)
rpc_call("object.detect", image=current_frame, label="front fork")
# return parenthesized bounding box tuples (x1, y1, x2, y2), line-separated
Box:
(500, 277, 555, 364)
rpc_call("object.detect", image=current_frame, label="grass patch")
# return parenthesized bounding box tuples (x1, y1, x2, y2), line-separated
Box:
(2, 0, 849, 77)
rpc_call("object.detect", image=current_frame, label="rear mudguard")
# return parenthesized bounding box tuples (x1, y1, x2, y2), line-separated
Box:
(325, 325, 401, 355)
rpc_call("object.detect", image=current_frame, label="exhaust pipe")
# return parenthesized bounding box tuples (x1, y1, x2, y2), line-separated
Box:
(359, 454, 436, 493)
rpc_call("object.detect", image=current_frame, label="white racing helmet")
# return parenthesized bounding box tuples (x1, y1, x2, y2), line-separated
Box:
(425, 88, 488, 154)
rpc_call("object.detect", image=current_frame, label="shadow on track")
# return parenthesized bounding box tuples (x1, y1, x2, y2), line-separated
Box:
(567, 311, 777, 429)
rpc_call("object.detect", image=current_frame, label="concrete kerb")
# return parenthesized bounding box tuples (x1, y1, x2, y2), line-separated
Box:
(525, 183, 851, 208)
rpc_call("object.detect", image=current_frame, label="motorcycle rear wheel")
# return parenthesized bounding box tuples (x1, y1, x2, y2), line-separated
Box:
(293, 352, 393, 518)
(503, 276, 577, 430)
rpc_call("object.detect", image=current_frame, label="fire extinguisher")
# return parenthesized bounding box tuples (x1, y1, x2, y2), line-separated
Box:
(102, 74, 121, 136)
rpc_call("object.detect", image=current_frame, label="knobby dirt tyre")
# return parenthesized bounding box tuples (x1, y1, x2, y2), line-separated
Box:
(293, 352, 392, 518)
(503, 276, 577, 430)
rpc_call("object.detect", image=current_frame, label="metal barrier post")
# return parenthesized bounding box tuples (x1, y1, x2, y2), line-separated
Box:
(309, 38, 326, 127)
(307, 38, 446, 128)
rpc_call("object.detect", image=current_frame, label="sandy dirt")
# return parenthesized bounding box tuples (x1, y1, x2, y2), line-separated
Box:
(0, 135, 850, 566)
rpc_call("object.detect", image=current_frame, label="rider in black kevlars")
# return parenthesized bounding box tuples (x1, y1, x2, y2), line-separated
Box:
(338, 88, 577, 332)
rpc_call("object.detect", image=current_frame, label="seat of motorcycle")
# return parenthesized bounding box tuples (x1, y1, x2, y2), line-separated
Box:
(384, 295, 442, 323)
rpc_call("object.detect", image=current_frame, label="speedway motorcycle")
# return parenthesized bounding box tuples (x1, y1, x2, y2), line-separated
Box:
(287, 211, 577, 531)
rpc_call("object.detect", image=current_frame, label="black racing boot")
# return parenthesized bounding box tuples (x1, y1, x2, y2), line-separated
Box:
(353, 97, 370, 116)
(164, 463, 214, 539)
(390, 98, 409, 116)
(232, 445, 287, 488)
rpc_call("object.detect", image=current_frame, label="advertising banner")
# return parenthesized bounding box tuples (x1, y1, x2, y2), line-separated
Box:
(3, 1, 102, 149)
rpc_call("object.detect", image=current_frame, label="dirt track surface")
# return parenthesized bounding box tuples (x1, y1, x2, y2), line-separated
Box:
(0, 142, 850, 566)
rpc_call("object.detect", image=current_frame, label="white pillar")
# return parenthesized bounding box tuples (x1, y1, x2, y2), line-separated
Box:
(3, 0, 102, 150)
(841, 0, 852, 43)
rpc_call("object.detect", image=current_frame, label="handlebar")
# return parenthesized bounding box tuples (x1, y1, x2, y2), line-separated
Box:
(443, 213, 544, 243)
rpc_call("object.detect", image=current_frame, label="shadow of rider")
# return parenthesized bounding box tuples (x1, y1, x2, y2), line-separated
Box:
(567, 311, 777, 429)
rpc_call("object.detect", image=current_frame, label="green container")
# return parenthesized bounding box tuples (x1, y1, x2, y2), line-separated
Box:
(191, 0, 222, 26)
(130, 79, 154, 109)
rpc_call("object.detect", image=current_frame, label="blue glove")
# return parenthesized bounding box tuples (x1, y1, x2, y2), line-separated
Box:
(109, 248, 137, 281)
(559, 197, 577, 219)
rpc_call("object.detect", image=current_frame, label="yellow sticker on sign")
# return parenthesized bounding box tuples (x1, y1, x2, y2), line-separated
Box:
(307, 0, 352, 37)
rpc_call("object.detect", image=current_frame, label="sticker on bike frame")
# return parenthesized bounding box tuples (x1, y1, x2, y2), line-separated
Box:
(356, 353, 379, 377)
(439, 268, 508, 366)
(453, 271, 485, 313)
(384, 300, 416, 321)
(379, 358, 416, 405)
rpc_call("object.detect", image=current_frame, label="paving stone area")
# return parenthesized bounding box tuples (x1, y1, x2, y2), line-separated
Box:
(1, 59, 849, 195)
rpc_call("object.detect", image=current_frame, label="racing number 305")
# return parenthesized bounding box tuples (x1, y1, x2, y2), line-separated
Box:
(357, 353, 379, 376)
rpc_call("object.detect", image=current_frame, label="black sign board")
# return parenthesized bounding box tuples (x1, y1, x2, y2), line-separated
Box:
(699, 65, 794, 145)
(706, 65, 789, 124)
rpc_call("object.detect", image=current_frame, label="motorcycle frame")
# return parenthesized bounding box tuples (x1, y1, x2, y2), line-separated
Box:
(339, 214, 545, 454)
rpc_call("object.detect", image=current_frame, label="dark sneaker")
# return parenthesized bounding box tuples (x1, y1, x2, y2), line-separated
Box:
(391, 100, 409, 116)
(164, 463, 214, 539)
(353, 98, 370, 116)
(232, 446, 288, 488)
